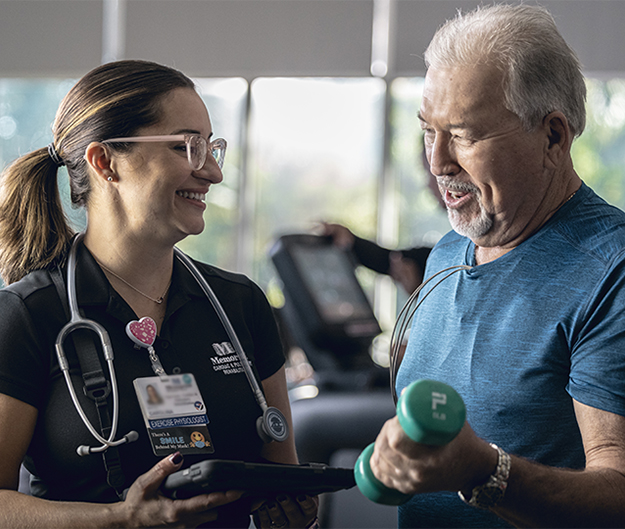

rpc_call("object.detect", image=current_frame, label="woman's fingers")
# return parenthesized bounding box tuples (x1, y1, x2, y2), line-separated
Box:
(122, 453, 244, 528)
(127, 452, 184, 501)
(253, 494, 319, 528)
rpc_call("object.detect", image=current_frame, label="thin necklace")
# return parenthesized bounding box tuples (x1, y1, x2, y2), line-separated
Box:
(565, 188, 579, 203)
(97, 261, 172, 304)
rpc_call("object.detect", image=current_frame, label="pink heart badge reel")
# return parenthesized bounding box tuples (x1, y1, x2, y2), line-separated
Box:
(126, 317, 165, 376)
(126, 316, 157, 348)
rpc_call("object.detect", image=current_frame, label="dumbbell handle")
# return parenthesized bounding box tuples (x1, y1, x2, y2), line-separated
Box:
(354, 379, 466, 505)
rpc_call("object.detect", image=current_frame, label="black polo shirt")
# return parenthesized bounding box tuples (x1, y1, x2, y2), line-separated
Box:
(0, 242, 285, 506)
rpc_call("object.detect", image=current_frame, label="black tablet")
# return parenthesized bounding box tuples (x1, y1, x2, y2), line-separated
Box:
(162, 459, 356, 499)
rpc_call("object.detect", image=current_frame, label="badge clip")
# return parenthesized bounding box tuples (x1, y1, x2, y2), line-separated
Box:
(126, 317, 166, 377)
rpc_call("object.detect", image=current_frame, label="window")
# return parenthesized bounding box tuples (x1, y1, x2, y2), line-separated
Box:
(572, 78, 625, 207)
(2, 75, 625, 295)
(248, 77, 386, 291)
(0, 78, 85, 232)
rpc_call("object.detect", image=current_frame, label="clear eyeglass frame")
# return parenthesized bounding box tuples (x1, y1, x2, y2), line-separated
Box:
(102, 134, 227, 170)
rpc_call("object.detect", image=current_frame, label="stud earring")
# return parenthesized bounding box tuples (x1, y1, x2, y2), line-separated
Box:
(107, 176, 113, 182)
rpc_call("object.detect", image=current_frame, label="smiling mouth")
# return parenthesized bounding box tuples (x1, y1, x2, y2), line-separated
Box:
(438, 177, 478, 207)
(448, 190, 469, 200)
(443, 186, 475, 209)
(176, 190, 206, 202)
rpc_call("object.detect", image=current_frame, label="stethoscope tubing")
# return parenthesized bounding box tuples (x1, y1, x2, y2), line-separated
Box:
(174, 248, 270, 413)
(54, 233, 282, 455)
(55, 232, 123, 452)
(389, 264, 472, 403)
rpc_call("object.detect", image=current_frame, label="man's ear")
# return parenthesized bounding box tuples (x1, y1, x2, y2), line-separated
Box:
(543, 111, 571, 168)
(84, 142, 117, 182)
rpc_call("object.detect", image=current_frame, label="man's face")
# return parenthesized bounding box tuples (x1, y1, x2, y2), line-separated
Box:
(420, 64, 550, 250)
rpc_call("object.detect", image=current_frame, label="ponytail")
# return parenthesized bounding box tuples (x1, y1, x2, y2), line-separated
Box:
(0, 59, 196, 285)
(0, 148, 74, 284)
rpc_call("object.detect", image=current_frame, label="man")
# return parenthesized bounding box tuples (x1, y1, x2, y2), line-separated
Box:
(369, 4, 625, 527)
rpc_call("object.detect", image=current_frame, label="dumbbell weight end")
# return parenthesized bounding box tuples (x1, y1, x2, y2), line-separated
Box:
(354, 379, 466, 505)
(354, 443, 413, 505)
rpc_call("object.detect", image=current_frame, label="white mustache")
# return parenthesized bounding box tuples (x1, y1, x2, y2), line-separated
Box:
(437, 178, 480, 195)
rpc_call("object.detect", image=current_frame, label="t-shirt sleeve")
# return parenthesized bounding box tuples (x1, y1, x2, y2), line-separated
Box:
(249, 281, 286, 381)
(0, 291, 49, 409)
(567, 258, 625, 416)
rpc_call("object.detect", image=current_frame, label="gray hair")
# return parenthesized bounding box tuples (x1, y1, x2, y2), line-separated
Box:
(424, 4, 586, 138)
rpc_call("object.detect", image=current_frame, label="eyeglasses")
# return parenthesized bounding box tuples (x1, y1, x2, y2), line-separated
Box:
(102, 134, 227, 170)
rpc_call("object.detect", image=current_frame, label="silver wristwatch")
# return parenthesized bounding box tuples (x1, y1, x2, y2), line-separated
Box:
(458, 443, 511, 509)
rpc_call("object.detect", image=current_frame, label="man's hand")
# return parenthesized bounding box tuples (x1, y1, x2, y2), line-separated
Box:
(369, 417, 497, 496)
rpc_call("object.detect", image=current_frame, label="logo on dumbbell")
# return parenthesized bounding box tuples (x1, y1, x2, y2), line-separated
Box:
(431, 391, 447, 421)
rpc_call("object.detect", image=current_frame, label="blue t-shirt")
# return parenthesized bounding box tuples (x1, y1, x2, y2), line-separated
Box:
(396, 183, 625, 527)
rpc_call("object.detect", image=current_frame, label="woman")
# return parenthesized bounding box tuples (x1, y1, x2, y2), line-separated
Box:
(0, 60, 317, 528)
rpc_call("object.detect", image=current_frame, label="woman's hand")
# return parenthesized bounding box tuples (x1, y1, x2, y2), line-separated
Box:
(251, 494, 318, 529)
(119, 452, 244, 528)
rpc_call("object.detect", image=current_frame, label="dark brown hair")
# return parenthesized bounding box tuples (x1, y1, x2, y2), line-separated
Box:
(0, 60, 195, 284)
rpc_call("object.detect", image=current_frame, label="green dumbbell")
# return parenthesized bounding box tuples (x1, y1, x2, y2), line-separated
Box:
(354, 379, 466, 505)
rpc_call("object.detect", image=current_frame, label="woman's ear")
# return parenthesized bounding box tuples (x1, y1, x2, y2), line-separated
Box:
(542, 111, 571, 169)
(84, 142, 117, 182)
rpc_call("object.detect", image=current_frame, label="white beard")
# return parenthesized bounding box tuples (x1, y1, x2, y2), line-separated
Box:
(448, 204, 493, 240)
(440, 179, 494, 240)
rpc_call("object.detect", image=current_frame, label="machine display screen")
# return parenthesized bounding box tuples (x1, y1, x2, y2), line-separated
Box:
(290, 245, 372, 325)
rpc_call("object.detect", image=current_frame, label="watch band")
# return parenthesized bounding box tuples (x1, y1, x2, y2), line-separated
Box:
(458, 443, 511, 509)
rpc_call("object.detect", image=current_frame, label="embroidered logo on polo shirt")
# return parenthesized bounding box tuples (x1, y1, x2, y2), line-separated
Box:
(210, 342, 248, 375)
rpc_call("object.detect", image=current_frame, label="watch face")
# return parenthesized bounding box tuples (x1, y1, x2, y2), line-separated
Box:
(475, 485, 503, 508)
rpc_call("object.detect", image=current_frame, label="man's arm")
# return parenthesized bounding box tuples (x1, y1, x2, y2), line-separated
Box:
(370, 400, 625, 528)
(493, 400, 625, 527)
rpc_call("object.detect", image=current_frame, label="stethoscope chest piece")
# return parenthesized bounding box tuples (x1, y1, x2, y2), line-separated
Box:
(257, 407, 289, 443)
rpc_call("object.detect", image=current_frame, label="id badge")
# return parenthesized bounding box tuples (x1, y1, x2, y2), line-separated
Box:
(134, 374, 215, 456)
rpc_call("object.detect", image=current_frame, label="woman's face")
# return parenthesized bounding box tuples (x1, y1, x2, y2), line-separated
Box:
(105, 87, 223, 245)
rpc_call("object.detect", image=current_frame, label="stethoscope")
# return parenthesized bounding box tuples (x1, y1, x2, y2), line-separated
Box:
(388, 264, 472, 404)
(55, 233, 289, 457)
